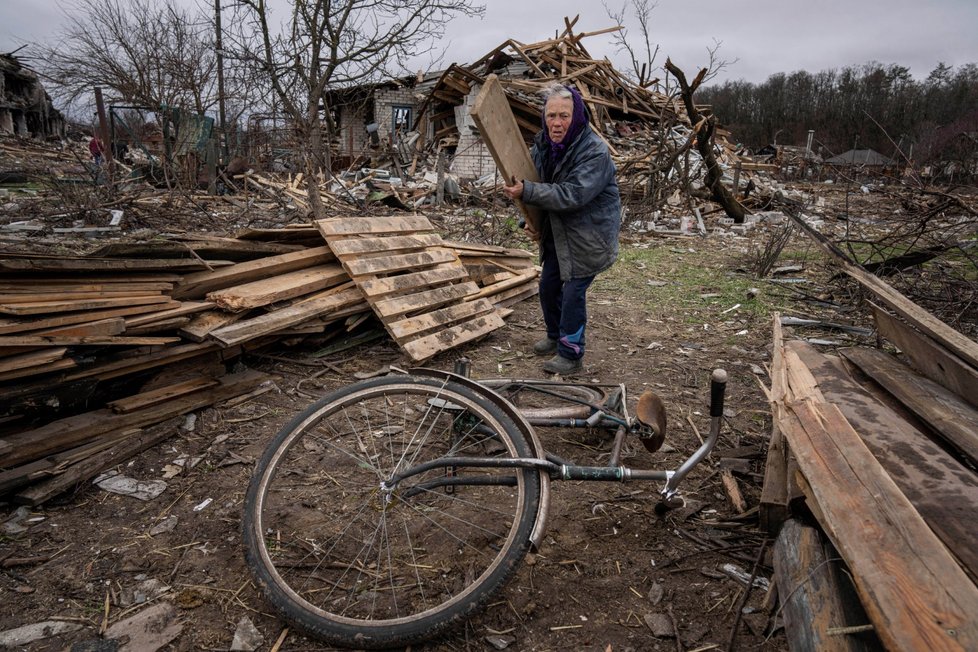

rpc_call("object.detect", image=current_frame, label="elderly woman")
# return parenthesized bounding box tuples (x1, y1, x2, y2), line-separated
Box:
(504, 83, 621, 375)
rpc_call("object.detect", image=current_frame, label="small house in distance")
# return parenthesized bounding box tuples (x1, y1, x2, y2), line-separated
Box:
(824, 148, 899, 176)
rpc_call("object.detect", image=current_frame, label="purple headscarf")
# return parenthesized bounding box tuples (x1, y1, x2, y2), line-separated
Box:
(542, 85, 588, 163)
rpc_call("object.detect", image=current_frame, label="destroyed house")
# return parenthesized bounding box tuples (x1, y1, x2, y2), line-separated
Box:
(0, 53, 64, 139)
(325, 71, 441, 169)
(412, 25, 689, 180)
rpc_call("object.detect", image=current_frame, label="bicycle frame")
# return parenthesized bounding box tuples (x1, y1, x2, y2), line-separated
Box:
(398, 364, 727, 549)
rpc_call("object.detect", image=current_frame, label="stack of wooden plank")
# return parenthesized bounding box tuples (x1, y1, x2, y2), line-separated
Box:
(0, 222, 538, 503)
(762, 293, 978, 650)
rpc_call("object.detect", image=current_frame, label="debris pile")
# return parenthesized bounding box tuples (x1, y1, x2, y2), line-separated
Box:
(0, 223, 537, 504)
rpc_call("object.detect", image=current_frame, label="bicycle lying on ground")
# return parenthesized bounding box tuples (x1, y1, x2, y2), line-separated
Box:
(242, 360, 727, 649)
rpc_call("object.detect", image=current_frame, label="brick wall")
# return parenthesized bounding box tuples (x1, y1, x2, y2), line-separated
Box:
(449, 84, 498, 180)
(338, 104, 370, 159)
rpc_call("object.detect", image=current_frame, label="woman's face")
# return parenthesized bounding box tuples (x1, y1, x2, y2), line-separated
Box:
(545, 96, 574, 143)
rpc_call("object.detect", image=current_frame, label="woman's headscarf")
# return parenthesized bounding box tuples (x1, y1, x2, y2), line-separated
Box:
(542, 85, 588, 163)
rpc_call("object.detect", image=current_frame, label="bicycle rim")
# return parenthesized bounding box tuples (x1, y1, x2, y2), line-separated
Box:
(243, 375, 539, 649)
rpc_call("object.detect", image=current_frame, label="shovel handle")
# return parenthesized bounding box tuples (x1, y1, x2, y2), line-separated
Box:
(710, 368, 728, 418)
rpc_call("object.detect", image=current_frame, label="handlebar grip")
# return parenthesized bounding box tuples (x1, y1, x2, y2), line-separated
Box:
(710, 368, 728, 418)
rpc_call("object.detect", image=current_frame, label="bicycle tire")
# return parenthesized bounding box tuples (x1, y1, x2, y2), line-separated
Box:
(242, 375, 540, 649)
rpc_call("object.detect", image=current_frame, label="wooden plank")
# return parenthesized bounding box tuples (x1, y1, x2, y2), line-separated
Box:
(780, 395, 978, 652)
(464, 268, 538, 301)
(848, 268, 978, 369)
(0, 257, 231, 273)
(761, 315, 791, 534)
(0, 290, 163, 303)
(445, 240, 534, 258)
(209, 285, 365, 347)
(388, 299, 495, 340)
(172, 246, 336, 300)
(0, 435, 131, 495)
(773, 520, 878, 652)
(871, 302, 978, 409)
(358, 265, 470, 298)
(122, 301, 214, 328)
(0, 282, 174, 293)
(469, 74, 541, 237)
(841, 347, 978, 468)
(0, 335, 180, 346)
(0, 302, 181, 336)
(329, 233, 445, 257)
(315, 215, 433, 237)
(496, 285, 539, 309)
(126, 317, 191, 334)
(482, 282, 536, 306)
(0, 370, 265, 469)
(206, 264, 348, 312)
(0, 347, 67, 373)
(400, 313, 505, 362)
(33, 318, 126, 337)
(344, 249, 458, 277)
(791, 341, 978, 582)
(790, 213, 978, 369)
(373, 282, 480, 319)
(0, 358, 77, 383)
(0, 295, 170, 316)
(179, 310, 242, 343)
(107, 377, 220, 413)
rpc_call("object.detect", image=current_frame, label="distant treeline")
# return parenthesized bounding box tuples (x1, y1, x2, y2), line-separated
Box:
(698, 62, 978, 169)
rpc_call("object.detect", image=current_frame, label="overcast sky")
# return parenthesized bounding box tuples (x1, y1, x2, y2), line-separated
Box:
(2, 0, 977, 85)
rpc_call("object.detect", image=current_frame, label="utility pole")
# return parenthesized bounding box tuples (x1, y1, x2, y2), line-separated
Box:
(94, 87, 115, 188)
(214, 0, 228, 163)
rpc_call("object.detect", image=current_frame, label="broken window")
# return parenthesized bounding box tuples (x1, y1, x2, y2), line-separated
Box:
(392, 105, 412, 134)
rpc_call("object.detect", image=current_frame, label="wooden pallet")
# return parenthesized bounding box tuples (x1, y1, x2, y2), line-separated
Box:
(315, 215, 505, 362)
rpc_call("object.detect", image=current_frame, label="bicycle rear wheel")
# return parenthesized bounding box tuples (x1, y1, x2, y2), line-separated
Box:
(242, 375, 540, 649)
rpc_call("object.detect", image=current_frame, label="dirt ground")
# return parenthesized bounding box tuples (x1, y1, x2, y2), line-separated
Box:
(0, 202, 836, 651)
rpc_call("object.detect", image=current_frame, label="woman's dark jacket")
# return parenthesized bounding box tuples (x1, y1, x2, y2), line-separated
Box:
(521, 127, 621, 281)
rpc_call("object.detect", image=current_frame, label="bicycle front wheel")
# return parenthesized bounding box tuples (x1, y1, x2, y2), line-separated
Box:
(242, 375, 540, 649)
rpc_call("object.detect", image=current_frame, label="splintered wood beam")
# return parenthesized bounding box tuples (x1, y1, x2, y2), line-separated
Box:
(206, 264, 348, 312)
(780, 340, 978, 647)
(780, 396, 978, 652)
(209, 285, 365, 347)
(469, 74, 541, 238)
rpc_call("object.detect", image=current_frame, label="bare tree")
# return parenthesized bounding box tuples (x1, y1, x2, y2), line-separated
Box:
(226, 0, 484, 219)
(665, 59, 746, 223)
(38, 0, 221, 114)
(604, 0, 660, 87)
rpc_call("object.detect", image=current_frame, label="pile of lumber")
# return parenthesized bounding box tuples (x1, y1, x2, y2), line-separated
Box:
(0, 219, 538, 504)
(759, 269, 978, 649)
(417, 16, 741, 196)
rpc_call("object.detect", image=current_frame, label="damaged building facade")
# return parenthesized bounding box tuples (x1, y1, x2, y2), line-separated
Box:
(0, 53, 65, 139)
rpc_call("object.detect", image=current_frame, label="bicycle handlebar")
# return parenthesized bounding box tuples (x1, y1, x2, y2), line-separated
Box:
(710, 368, 728, 418)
